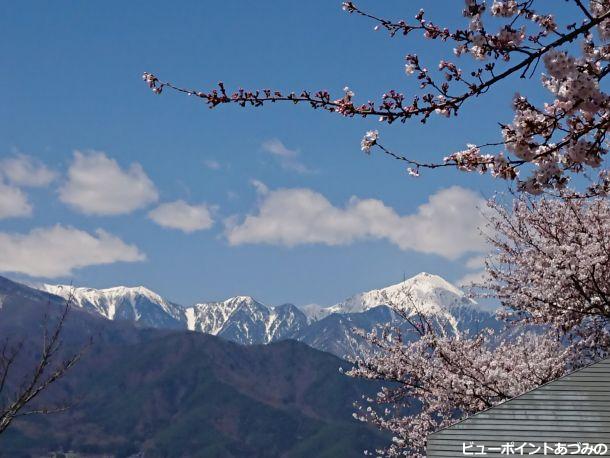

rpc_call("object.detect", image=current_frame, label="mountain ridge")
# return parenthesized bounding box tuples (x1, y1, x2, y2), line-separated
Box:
(40, 283, 185, 329)
(32, 272, 496, 358)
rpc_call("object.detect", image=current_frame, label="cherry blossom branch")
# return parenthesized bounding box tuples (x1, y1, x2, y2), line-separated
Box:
(142, 2, 610, 194)
(144, 6, 609, 119)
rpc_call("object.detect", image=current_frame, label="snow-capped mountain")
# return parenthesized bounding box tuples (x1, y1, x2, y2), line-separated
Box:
(185, 297, 307, 345)
(294, 273, 498, 358)
(325, 273, 475, 317)
(35, 272, 497, 358)
(40, 284, 185, 329)
(39, 284, 308, 345)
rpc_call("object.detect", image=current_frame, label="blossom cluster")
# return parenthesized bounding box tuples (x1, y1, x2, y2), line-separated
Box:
(345, 290, 568, 457)
(360, 130, 378, 153)
(482, 195, 610, 363)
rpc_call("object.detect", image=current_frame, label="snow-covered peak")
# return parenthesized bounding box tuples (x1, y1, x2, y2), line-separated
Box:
(186, 296, 265, 333)
(222, 295, 260, 308)
(295, 272, 496, 351)
(40, 283, 184, 328)
(185, 296, 307, 344)
(319, 272, 478, 319)
(103, 285, 166, 303)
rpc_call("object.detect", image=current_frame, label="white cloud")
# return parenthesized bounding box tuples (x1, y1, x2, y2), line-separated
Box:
(261, 139, 311, 174)
(456, 270, 489, 288)
(225, 185, 487, 260)
(148, 200, 214, 233)
(0, 154, 57, 187)
(250, 179, 269, 195)
(456, 254, 490, 288)
(0, 180, 32, 219)
(0, 225, 145, 278)
(203, 159, 221, 170)
(59, 151, 158, 215)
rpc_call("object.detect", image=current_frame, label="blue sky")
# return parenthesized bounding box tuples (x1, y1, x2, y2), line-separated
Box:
(0, 1, 583, 307)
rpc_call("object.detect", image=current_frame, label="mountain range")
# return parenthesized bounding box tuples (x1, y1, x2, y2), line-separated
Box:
(0, 273, 498, 456)
(0, 275, 387, 457)
(38, 272, 497, 359)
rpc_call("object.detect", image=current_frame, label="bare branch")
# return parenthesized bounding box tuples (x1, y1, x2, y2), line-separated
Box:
(0, 293, 89, 435)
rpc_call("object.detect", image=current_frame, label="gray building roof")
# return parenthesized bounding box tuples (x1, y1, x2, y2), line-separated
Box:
(427, 357, 610, 457)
